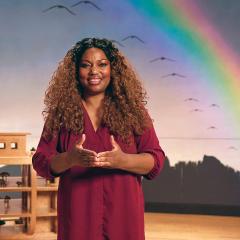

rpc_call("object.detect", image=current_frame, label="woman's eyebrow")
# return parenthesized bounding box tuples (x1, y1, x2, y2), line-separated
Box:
(81, 58, 109, 62)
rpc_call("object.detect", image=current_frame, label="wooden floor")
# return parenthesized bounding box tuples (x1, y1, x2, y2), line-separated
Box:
(145, 213, 240, 240)
(0, 213, 240, 239)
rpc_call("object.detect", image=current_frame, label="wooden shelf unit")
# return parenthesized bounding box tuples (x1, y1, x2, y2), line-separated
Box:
(0, 132, 58, 239)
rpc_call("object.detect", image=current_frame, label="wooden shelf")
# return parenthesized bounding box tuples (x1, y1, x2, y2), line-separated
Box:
(0, 199, 30, 218)
(0, 226, 57, 240)
(36, 186, 58, 192)
(37, 208, 57, 217)
(0, 133, 58, 237)
(0, 187, 31, 192)
(36, 177, 58, 191)
(0, 157, 32, 165)
(0, 177, 31, 192)
(0, 212, 31, 218)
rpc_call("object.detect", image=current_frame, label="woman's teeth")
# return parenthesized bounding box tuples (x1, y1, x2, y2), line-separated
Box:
(89, 78, 101, 84)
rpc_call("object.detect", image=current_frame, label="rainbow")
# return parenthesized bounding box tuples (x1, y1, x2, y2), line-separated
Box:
(129, 0, 240, 134)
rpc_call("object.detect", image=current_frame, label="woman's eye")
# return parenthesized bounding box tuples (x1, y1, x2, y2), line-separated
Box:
(80, 63, 90, 68)
(99, 63, 107, 67)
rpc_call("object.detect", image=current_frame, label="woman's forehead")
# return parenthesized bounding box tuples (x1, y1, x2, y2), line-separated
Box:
(80, 48, 109, 62)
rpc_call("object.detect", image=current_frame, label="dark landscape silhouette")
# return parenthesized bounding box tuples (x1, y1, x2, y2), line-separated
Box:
(143, 155, 240, 206)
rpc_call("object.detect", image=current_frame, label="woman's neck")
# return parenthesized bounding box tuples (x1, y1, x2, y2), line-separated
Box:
(82, 93, 105, 111)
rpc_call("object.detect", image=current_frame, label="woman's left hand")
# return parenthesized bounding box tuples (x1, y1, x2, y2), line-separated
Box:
(95, 135, 127, 169)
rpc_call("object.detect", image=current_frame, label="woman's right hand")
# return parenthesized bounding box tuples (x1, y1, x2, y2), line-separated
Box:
(68, 134, 98, 168)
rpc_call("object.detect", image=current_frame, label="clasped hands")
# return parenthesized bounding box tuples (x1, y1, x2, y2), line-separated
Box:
(68, 134, 127, 169)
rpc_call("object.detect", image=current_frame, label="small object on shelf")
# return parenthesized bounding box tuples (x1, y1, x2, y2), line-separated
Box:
(0, 171, 10, 180)
(15, 217, 24, 224)
(30, 147, 36, 156)
(30, 147, 36, 151)
(4, 195, 11, 209)
(0, 172, 10, 183)
(16, 181, 23, 187)
(45, 178, 57, 186)
(0, 178, 7, 187)
(0, 219, 6, 225)
(45, 179, 51, 185)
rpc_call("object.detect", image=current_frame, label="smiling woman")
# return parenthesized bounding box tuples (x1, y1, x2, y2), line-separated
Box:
(32, 38, 165, 240)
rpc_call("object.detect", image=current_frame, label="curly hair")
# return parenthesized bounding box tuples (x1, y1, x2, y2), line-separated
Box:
(43, 38, 152, 143)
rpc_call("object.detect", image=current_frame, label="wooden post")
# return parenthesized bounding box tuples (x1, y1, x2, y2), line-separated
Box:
(28, 165, 37, 234)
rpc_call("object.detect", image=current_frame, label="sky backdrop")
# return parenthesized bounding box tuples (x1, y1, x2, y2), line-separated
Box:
(0, 0, 239, 170)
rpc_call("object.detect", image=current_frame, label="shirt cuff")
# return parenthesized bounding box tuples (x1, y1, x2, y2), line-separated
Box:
(142, 150, 162, 180)
(47, 153, 62, 179)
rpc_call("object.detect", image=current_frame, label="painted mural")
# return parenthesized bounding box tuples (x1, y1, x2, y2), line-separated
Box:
(0, 0, 239, 206)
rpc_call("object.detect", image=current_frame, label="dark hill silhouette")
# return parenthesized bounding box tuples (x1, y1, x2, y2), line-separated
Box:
(143, 155, 240, 206)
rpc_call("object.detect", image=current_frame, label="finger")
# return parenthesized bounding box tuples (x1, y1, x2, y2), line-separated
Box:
(82, 156, 98, 166)
(97, 156, 109, 162)
(76, 133, 86, 147)
(78, 148, 98, 157)
(97, 151, 112, 158)
(110, 135, 118, 149)
(82, 160, 93, 167)
(94, 161, 111, 167)
(82, 156, 97, 162)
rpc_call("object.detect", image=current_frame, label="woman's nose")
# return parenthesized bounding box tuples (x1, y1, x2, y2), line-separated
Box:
(90, 65, 98, 74)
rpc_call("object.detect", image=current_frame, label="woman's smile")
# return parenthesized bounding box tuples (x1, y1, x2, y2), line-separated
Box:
(88, 77, 102, 85)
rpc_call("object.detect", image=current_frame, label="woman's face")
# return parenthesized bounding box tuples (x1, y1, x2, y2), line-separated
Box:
(79, 47, 111, 97)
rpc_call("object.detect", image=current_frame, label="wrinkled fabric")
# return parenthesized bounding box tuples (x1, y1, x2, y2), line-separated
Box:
(32, 107, 165, 240)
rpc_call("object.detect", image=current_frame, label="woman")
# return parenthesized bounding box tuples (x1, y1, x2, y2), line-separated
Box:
(32, 38, 165, 240)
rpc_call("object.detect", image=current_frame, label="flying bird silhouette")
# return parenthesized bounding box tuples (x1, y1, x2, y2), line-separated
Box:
(162, 73, 186, 78)
(210, 104, 220, 108)
(71, 1, 102, 11)
(149, 57, 176, 63)
(111, 40, 125, 47)
(42, 5, 76, 15)
(208, 126, 217, 130)
(121, 35, 145, 44)
(184, 98, 199, 102)
(190, 109, 203, 112)
(228, 146, 238, 151)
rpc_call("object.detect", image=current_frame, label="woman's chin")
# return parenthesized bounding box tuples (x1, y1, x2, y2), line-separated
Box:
(84, 87, 106, 96)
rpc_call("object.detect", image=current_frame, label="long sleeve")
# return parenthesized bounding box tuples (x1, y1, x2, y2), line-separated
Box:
(135, 124, 165, 180)
(32, 126, 61, 180)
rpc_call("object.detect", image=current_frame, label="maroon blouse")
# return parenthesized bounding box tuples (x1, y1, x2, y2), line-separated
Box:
(32, 106, 165, 240)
